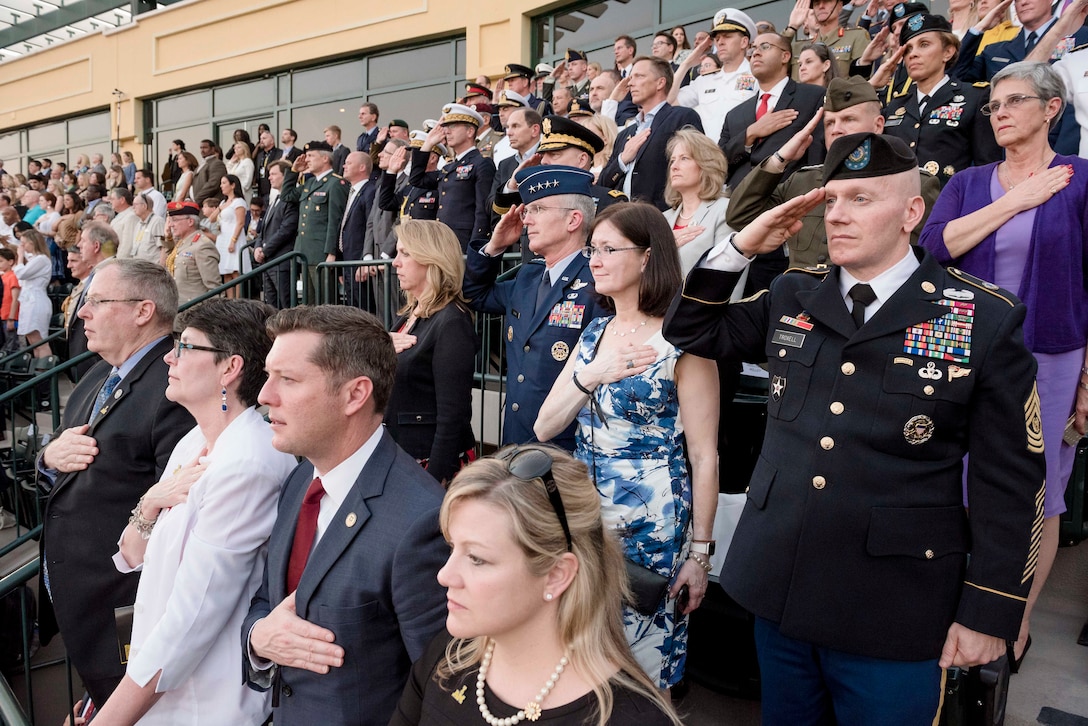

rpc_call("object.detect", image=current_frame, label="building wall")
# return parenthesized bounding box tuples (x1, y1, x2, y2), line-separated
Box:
(0, 0, 545, 143)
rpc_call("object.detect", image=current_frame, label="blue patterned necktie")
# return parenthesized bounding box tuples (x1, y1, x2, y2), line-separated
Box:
(89, 371, 121, 425)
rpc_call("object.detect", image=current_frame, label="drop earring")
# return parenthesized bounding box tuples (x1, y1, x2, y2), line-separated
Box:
(221, 388, 227, 412)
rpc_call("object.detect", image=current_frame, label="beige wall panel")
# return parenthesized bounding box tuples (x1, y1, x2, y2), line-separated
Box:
(0, 0, 551, 133)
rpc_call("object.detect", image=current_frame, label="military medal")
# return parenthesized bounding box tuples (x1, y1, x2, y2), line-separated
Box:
(551, 341, 569, 361)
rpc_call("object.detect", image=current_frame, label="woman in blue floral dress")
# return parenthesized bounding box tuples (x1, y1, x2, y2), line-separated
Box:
(536, 203, 720, 689)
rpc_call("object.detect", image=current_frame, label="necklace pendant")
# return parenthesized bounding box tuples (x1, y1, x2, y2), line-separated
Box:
(524, 702, 542, 721)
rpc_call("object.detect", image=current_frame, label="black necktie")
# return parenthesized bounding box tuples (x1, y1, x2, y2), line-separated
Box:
(535, 270, 552, 314)
(849, 283, 877, 329)
(918, 95, 930, 114)
(1025, 31, 1038, 53)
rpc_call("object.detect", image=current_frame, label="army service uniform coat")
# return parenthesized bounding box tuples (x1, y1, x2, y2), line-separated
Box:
(280, 169, 351, 265)
(662, 248, 1045, 660)
(463, 245, 606, 451)
(882, 77, 1001, 187)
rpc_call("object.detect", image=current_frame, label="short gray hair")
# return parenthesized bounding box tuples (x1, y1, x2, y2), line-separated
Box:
(98, 258, 178, 329)
(555, 193, 596, 237)
(991, 61, 1067, 123)
(93, 203, 116, 222)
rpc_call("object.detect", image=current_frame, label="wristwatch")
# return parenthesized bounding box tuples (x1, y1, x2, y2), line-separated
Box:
(690, 540, 716, 556)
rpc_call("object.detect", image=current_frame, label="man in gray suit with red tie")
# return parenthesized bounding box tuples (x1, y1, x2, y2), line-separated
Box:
(242, 306, 446, 726)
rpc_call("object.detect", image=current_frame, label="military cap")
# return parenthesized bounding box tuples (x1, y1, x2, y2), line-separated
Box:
(440, 103, 484, 128)
(538, 116, 604, 155)
(514, 164, 594, 202)
(166, 200, 201, 217)
(388, 119, 409, 130)
(568, 96, 594, 118)
(469, 102, 495, 115)
(504, 63, 534, 80)
(422, 118, 440, 132)
(890, 1, 929, 22)
(496, 90, 530, 108)
(823, 132, 918, 184)
(712, 8, 757, 38)
(410, 130, 449, 157)
(304, 140, 334, 153)
(899, 13, 952, 45)
(535, 63, 554, 79)
(565, 49, 588, 63)
(464, 82, 492, 100)
(825, 76, 880, 111)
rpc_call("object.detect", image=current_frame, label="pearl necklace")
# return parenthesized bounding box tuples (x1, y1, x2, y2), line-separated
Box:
(476, 641, 569, 725)
(611, 317, 647, 338)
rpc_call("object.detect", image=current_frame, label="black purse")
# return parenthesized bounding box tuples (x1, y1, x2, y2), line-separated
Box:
(623, 559, 671, 615)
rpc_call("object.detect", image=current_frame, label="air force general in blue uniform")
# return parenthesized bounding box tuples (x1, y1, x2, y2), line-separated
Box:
(463, 165, 607, 451)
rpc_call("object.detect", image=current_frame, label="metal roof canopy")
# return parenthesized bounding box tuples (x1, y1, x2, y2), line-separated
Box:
(0, 0, 178, 56)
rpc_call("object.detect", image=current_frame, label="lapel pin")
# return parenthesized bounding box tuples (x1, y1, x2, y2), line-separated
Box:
(114, 389, 123, 399)
(345, 512, 358, 527)
(921, 281, 936, 293)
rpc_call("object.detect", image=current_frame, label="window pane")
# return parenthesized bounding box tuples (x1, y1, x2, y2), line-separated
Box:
(217, 118, 273, 155)
(67, 112, 110, 145)
(28, 123, 66, 153)
(290, 97, 366, 146)
(291, 60, 365, 104)
(456, 39, 467, 76)
(278, 75, 290, 105)
(368, 43, 450, 89)
(214, 79, 275, 118)
(153, 124, 211, 195)
(157, 91, 211, 126)
(0, 131, 20, 158)
(367, 84, 454, 132)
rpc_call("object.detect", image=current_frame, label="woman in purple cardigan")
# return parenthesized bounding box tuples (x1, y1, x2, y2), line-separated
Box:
(919, 61, 1088, 672)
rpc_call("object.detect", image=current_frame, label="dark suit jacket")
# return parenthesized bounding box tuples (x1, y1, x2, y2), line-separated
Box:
(599, 102, 704, 210)
(256, 192, 300, 261)
(38, 338, 195, 702)
(331, 144, 350, 175)
(385, 303, 479, 484)
(242, 430, 447, 726)
(662, 249, 1045, 660)
(356, 127, 379, 153)
(282, 147, 303, 163)
(719, 79, 827, 189)
(255, 147, 284, 199)
(338, 180, 376, 262)
(192, 157, 228, 205)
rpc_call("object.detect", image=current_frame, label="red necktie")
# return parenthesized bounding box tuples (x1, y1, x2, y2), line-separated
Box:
(286, 477, 325, 593)
(756, 93, 772, 121)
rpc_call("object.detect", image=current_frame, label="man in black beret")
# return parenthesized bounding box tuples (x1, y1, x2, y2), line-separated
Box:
(664, 132, 1044, 724)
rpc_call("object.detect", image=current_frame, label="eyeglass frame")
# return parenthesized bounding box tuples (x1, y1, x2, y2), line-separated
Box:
(173, 340, 231, 359)
(980, 94, 1044, 116)
(581, 245, 644, 259)
(81, 297, 146, 310)
(751, 41, 791, 54)
(519, 205, 579, 221)
(499, 447, 574, 552)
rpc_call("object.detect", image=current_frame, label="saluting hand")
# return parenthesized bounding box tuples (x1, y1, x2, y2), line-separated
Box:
(486, 206, 525, 254)
(734, 187, 826, 256)
(778, 108, 824, 163)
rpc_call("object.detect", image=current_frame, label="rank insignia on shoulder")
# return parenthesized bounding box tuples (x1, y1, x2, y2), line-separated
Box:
(608, 190, 626, 198)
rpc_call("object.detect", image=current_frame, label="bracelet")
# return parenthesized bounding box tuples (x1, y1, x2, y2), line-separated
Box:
(128, 495, 157, 540)
(689, 552, 713, 573)
(728, 232, 753, 260)
(772, 151, 787, 165)
(572, 371, 594, 396)
(785, 25, 797, 33)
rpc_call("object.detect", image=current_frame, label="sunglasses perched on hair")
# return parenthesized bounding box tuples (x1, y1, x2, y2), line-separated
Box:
(499, 448, 574, 552)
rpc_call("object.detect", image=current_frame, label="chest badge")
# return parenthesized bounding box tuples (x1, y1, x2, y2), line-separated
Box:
(904, 414, 935, 445)
(771, 375, 786, 401)
(570, 278, 589, 290)
(918, 361, 943, 380)
(551, 341, 570, 362)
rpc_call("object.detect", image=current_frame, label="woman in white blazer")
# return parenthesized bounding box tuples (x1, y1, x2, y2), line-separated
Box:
(660, 128, 747, 297)
(94, 299, 296, 726)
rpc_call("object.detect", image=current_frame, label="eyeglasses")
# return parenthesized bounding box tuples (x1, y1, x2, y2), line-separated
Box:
(519, 205, 578, 221)
(981, 94, 1043, 116)
(581, 245, 643, 258)
(752, 42, 790, 53)
(500, 448, 573, 552)
(174, 340, 230, 358)
(82, 297, 144, 310)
